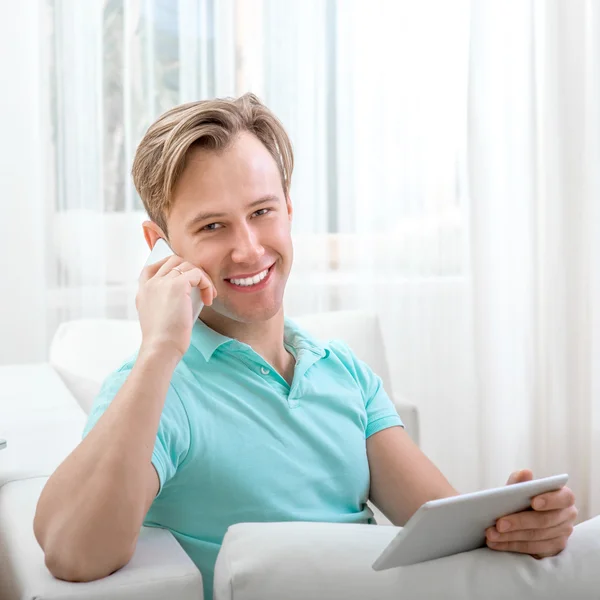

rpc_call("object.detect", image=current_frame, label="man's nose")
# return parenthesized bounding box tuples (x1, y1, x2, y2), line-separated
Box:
(231, 225, 265, 264)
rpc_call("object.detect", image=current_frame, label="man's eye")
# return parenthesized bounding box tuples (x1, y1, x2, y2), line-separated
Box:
(253, 208, 270, 217)
(201, 223, 222, 232)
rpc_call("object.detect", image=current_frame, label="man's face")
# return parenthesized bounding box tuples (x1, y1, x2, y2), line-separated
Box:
(165, 131, 293, 324)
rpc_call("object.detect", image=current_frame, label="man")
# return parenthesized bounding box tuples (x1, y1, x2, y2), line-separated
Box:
(34, 93, 578, 599)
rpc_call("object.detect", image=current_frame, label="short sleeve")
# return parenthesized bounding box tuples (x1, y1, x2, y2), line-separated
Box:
(82, 365, 191, 495)
(328, 340, 404, 438)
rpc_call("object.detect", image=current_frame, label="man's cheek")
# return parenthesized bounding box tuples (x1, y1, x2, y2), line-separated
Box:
(273, 228, 293, 253)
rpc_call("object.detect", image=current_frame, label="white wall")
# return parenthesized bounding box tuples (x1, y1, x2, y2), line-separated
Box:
(0, 0, 48, 364)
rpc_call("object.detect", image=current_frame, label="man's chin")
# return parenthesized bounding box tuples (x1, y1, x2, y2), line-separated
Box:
(201, 298, 284, 325)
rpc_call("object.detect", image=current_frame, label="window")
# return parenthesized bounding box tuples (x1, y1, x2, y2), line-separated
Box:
(45, 0, 469, 321)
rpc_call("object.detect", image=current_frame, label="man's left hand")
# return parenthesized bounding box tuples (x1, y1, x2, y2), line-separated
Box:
(485, 469, 578, 558)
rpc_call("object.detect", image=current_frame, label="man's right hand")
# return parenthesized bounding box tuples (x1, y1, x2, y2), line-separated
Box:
(136, 255, 217, 359)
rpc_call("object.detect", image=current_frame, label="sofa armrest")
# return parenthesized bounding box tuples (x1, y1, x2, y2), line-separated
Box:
(214, 518, 600, 600)
(0, 364, 86, 488)
(0, 477, 203, 600)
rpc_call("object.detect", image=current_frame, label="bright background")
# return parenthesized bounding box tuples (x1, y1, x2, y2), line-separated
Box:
(1, 0, 598, 520)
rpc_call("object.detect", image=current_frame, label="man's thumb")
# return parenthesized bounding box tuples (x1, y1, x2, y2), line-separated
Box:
(506, 469, 534, 486)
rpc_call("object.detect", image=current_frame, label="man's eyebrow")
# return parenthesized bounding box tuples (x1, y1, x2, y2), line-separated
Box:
(186, 195, 280, 231)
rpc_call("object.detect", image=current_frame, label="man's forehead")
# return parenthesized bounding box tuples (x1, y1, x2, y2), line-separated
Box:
(169, 133, 285, 225)
(187, 131, 277, 168)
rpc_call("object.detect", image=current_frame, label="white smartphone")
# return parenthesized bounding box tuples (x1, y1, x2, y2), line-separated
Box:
(144, 238, 204, 322)
(372, 473, 569, 570)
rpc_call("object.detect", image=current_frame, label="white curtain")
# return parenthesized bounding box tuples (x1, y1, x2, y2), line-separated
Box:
(42, 0, 599, 518)
(469, 0, 600, 519)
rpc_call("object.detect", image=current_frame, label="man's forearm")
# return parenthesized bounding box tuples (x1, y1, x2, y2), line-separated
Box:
(34, 345, 180, 580)
(367, 427, 458, 527)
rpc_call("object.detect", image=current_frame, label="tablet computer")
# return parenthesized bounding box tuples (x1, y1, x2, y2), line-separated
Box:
(372, 473, 569, 570)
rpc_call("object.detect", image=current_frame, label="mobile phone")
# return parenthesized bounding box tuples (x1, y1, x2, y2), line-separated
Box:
(144, 238, 204, 321)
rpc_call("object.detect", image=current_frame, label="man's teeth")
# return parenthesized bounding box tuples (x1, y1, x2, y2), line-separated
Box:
(229, 268, 269, 287)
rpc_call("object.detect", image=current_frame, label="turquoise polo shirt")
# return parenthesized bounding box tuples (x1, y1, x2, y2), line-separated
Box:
(83, 317, 403, 599)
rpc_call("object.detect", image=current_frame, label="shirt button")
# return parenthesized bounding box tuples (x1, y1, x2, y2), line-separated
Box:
(260, 366, 270, 375)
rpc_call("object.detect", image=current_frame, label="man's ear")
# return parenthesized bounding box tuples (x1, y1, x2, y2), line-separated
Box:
(142, 220, 167, 250)
(286, 194, 293, 223)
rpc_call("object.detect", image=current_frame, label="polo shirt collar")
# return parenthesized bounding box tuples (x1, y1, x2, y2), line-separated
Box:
(190, 318, 233, 361)
(189, 315, 330, 362)
(283, 318, 330, 360)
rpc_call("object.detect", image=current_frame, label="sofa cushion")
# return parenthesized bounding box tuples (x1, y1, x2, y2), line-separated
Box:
(213, 518, 600, 600)
(49, 319, 142, 414)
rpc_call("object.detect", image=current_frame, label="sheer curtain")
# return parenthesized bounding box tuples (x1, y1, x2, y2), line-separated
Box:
(43, 0, 599, 517)
(469, 0, 600, 519)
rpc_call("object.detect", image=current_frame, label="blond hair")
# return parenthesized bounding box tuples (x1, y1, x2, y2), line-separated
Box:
(131, 93, 294, 234)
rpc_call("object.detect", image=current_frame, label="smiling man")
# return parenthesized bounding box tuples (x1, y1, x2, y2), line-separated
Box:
(34, 94, 578, 599)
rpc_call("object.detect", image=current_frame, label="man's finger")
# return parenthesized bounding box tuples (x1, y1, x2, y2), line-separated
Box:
(506, 469, 533, 486)
(139, 255, 172, 283)
(531, 486, 576, 511)
(487, 535, 569, 557)
(496, 507, 574, 532)
(178, 267, 216, 306)
(486, 521, 574, 543)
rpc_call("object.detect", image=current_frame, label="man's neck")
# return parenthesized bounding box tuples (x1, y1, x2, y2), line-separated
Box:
(199, 307, 294, 382)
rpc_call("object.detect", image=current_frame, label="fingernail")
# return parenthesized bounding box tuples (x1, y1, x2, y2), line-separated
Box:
(535, 499, 546, 509)
(488, 529, 499, 540)
(497, 520, 510, 532)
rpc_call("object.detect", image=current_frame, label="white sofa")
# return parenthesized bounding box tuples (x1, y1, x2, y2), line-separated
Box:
(1, 311, 599, 600)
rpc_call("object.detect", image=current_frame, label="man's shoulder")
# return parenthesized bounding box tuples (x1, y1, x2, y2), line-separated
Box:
(319, 339, 381, 393)
(322, 338, 357, 367)
(96, 353, 137, 393)
(93, 350, 202, 405)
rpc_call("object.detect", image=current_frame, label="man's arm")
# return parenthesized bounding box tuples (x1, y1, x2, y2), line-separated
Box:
(367, 426, 458, 526)
(34, 251, 216, 582)
(34, 346, 178, 581)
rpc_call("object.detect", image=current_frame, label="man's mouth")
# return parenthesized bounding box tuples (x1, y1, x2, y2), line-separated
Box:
(225, 264, 275, 288)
